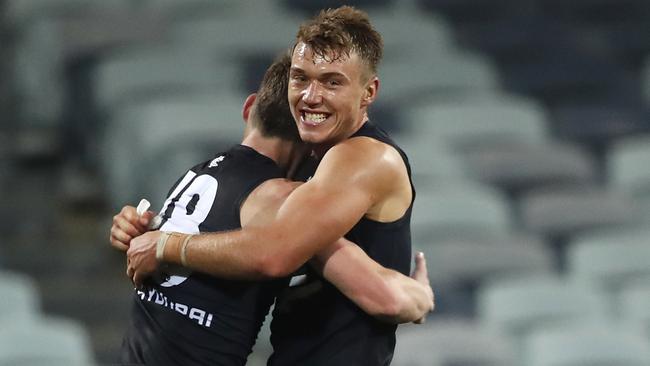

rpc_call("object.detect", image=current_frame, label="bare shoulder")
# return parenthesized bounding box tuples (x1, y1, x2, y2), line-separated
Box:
(318, 136, 411, 221)
(248, 178, 302, 205)
(319, 136, 406, 182)
(240, 178, 302, 226)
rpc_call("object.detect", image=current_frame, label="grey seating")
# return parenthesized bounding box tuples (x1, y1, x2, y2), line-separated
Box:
(520, 187, 640, 240)
(404, 95, 548, 153)
(0, 316, 96, 366)
(567, 227, 650, 304)
(396, 136, 469, 189)
(608, 135, 650, 219)
(411, 183, 512, 243)
(169, 3, 301, 61)
(524, 323, 650, 366)
(463, 141, 597, 194)
(477, 275, 609, 361)
(379, 52, 500, 105)
(419, 234, 554, 286)
(94, 45, 242, 113)
(0, 270, 40, 325)
(392, 319, 517, 366)
(101, 92, 246, 210)
(417, 233, 554, 316)
(619, 279, 650, 334)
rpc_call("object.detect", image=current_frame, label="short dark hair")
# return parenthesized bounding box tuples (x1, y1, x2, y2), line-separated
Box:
(294, 6, 383, 76)
(254, 52, 300, 141)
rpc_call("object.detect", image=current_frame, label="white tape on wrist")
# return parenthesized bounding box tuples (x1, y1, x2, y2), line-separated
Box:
(180, 235, 194, 266)
(156, 232, 171, 261)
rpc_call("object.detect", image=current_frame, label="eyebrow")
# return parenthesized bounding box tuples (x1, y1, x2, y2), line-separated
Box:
(289, 67, 348, 81)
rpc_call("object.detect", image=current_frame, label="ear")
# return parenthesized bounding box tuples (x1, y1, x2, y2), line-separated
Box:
(242, 93, 257, 123)
(361, 76, 379, 108)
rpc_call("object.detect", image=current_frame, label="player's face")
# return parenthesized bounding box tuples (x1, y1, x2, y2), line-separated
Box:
(289, 42, 376, 151)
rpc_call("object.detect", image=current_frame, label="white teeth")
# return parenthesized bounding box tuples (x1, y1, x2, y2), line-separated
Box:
(304, 112, 327, 123)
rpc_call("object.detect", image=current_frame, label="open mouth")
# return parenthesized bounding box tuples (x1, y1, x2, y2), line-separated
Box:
(301, 111, 330, 126)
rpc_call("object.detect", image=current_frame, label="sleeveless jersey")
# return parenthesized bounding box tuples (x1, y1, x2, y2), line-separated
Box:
(121, 144, 287, 366)
(268, 122, 415, 366)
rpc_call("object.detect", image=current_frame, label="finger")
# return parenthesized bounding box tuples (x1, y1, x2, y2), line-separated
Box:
(431, 290, 436, 312)
(140, 211, 155, 227)
(110, 227, 133, 249)
(115, 212, 148, 236)
(412, 252, 429, 282)
(110, 235, 130, 251)
(133, 270, 145, 288)
(126, 264, 134, 279)
(414, 251, 426, 269)
(121, 206, 149, 232)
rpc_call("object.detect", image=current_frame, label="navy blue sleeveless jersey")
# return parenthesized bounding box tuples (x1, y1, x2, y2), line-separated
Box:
(268, 122, 415, 366)
(120, 144, 287, 366)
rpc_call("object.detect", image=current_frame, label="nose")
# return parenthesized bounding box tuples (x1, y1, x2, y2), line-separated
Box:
(302, 81, 322, 105)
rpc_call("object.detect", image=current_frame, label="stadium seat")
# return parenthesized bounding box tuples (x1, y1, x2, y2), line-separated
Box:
(369, 9, 455, 63)
(463, 141, 597, 195)
(0, 316, 96, 366)
(416, 0, 529, 23)
(520, 186, 640, 241)
(524, 323, 650, 366)
(139, 0, 237, 21)
(417, 234, 554, 316)
(403, 96, 548, 153)
(537, 0, 650, 24)
(501, 52, 628, 106)
(550, 104, 650, 159)
(5, 0, 132, 26)
(567, 227, 650, 307)
(101, 92, 246, 210)
(169, 7, 301, 62)
(620, 280, 650, 334)
(411, 183, 512, 243)
(379, 52, 500, 105)
(608, 135, 650, 199)
(279, 0, 394, 16)
(94, 45, 242, 113)
(477, 275, 609, 360)
(395, 137, 469, 189)
(10, 1, 165, 160)
(393, 318, 517, 366)
(0, 270, 40, 325)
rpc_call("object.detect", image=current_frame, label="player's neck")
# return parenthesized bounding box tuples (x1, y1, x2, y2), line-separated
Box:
(241, 130, 305, 171)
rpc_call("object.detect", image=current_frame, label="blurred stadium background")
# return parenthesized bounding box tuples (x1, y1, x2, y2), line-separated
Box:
(2, 0, 650, 365)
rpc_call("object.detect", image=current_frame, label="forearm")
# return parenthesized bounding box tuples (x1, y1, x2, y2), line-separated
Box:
(159, 227, 317, 280)
(375, 268, 432, 323)
(313, 240, 431, 324)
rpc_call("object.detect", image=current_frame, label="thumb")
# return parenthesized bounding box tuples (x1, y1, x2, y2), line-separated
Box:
(411, 251, 429, 284)
(139, 210, 155, 227)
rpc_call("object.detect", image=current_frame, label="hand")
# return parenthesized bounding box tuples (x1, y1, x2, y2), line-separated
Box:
(110, 205, 156, 251)
(126, 230, 162, 287)
(411, 251, 434, 324)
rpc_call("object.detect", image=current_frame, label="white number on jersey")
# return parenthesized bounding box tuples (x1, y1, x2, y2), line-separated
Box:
(155, 170, 219, 287)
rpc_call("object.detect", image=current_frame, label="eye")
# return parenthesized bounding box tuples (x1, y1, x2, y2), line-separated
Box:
(291, 74, 307, 83)
(326, 79, 341, 87)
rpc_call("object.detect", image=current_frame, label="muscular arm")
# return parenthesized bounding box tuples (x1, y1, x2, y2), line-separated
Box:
(128, 138, 405, 280)
(240, 177, 433, 324)
(311, 239, 434, 324)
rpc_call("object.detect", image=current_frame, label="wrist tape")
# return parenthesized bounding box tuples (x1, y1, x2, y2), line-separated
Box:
(156, 232, 194, 266)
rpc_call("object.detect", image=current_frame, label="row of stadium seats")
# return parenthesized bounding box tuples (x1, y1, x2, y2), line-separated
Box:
(0, 270, 96, 365)
(394, 275, 650, 365)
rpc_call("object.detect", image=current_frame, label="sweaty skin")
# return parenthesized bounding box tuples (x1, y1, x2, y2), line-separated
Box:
(126, 45, 422, 318)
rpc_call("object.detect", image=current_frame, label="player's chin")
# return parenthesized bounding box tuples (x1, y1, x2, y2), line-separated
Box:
(297, 129, 327, 144)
